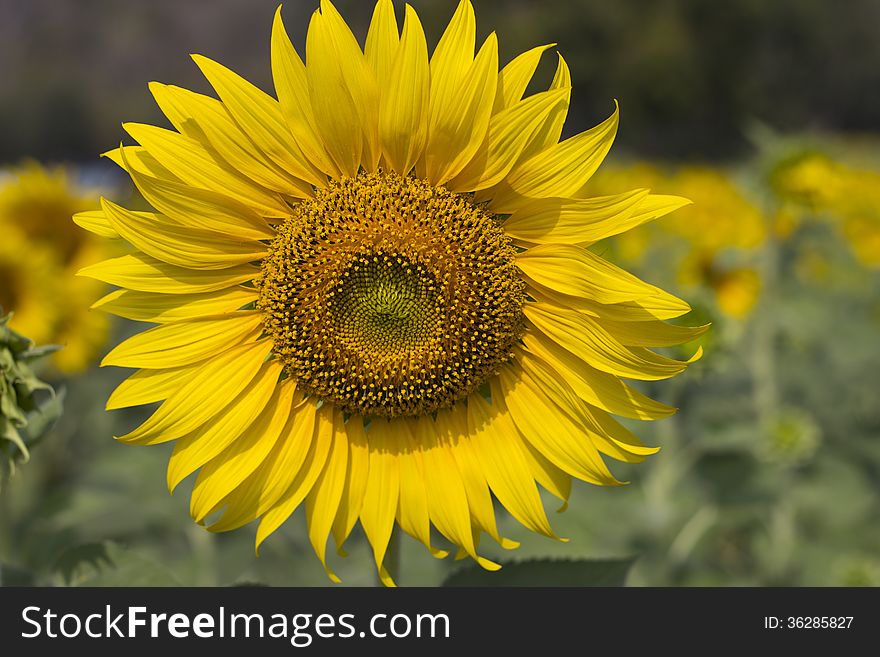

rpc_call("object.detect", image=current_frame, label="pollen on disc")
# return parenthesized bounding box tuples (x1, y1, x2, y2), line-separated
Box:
(258, 170, 525, 418)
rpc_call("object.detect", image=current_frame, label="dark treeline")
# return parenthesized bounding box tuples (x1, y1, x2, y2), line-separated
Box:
(1, 0, 878, 163)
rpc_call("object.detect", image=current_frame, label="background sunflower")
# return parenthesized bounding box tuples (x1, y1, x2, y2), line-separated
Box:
(0, 0, 878, 588)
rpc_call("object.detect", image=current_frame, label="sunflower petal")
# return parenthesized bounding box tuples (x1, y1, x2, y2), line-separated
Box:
(102, 198, 267, 270)
(73, 210, 120, 239)
(271, 7, 337, 177)
(496, 367, 621, 486)
(465, 392, 560, 537)
(426, 410, 500, 569)
(450, 87, 569, 192)
(304, 409, 350, 582)
(191, 54, 327, 189)
(379, 5, 429, 175)
(78, 253, 258, 294)
(332, 417, 370, 555)
(359, 419, 402, 587)
(524, 302, 690, 381)
(397, 419, 448, 558)
(167, 359, 283, 491)
(486, 101, 618, 212)
(517, 52, 571, 162)
(365, 0, 398, 85)
(518, 242, 691, 311)
(123, 122, 290, 215)
(209, 399, 319, 532)
(521, 329, 676, 420)
(149, 81, 312, 195)
(446, 416, 519, 550)
(190, 379, 298, 523)
(306, 1, 380, 176)
(503, 189, 649, 246)
(121, 168, 276, 241)
(116, 338, 272, 445)
(101, 311, 263, 369)
(424, 31, 498, 185)
(493, 44, 555, 112)
(255, 403, 335, 552)
(92, 286, 257, 324)
(106, 363, 203, 410)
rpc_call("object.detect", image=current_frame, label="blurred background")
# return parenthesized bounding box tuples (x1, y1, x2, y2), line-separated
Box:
(0, 0, 878, 586)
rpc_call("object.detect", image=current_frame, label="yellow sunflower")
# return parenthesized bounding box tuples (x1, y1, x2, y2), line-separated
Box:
(0, 163, 110, 372)
(79, 0, 703, 585)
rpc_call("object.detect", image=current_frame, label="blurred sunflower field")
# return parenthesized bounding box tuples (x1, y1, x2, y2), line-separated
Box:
(1, 0, 879, 587)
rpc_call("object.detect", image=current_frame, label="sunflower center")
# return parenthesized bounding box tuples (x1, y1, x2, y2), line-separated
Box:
(258, 170, 525, 418)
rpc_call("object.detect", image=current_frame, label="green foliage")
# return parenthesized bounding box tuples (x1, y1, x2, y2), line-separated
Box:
(443, 558, 635, 587)
(0, 313, 62, 489)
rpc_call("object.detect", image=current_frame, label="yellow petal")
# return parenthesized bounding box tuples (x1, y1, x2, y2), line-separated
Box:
(332, 416, 370, 555)
(116, 338, 272, 445)
(190, 379, 298, 523)
(92, 286, 257, 324)
(365, 0, 398, 85)
(106, 363, 203, 410)
(121, 161, 275, 241)
(524, 302, 690, 381)
(445, 415, 519, 550)
(191, 54, 327, 189)
(78, 253, 258, 294)
(102, 145, 175, 179)
(396, 419, 447, 558)
(306, 0, 380, 176)
(493, 44, 555, 112)
(424, 410, 500, 569)
(102, 311, 263, 369)
(271, 7, 338, 177)
(208, 398, 318, 532)
(450, 87, 569, 192)
(518, 348, 658, 463)
(503, 189, 649, 246)
(486, 101, 618, 212)
(496, 367, 621, 486)
(426, 0, 476, 136)
(506, 193, 693, 249)
(520, 440, 571, 508)
(465, 392, 560, 537)
(359, 419, 402, 587)
(516, 53, 571, 162)
(521, 330, 675, 420)
(167, 359, 283, 491)
(378, 5, 429, 175)
(518, 242, 691, 311)
(73, 210, 120, 239)
(102, 198, 267, 270)
(424, 31, 498, 185)
(255, 403, 335, 552)
(123, 122, 291, 215)
(149, 81, 312, 195)
(304, 410, 350, 582)
(599, 317, 709, 347)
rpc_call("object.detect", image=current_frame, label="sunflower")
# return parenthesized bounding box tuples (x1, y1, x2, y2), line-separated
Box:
(0, 163, 110, 372)
(79, 0, 703, 585)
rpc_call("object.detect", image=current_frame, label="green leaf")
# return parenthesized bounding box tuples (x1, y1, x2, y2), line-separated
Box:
(443, 557, 636, 587)
(70, 542, 182, 587)
(52, 542, 115, 585)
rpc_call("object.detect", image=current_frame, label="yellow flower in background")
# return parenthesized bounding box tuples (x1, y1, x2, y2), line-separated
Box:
(773, 152, 880, 268)
(591, 164, 766, 319)
(79, 0, 702, 585)
(0, 163, 109, 372)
